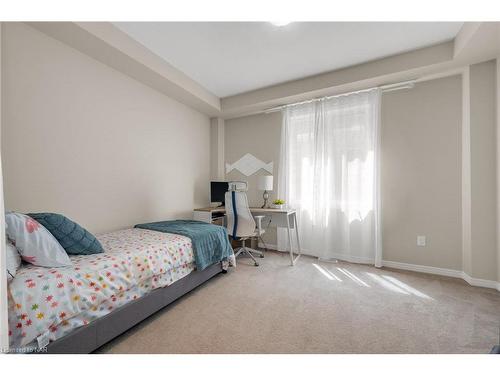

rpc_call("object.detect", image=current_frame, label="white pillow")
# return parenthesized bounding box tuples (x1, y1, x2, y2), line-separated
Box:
(6, 240, 21, 281)
(5, 212, 72, 268)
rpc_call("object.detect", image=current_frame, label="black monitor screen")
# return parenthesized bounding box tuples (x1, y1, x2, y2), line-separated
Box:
(210, 181, 229, 206)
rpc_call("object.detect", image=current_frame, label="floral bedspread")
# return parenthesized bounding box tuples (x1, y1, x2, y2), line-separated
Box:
(8, 228, 196, 349)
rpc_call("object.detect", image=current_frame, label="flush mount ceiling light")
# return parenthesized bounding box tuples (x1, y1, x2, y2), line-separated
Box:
(270, 21, 292, 27)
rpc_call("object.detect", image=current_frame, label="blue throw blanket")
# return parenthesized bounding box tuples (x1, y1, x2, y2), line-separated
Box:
(134, 220, 233, 271)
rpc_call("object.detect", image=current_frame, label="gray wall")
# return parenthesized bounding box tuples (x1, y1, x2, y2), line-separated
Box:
(1, 23, 211, 234)
(381, 76, 462, 270)
(225, 111, 282, 207)
(470, 60, 497, 281)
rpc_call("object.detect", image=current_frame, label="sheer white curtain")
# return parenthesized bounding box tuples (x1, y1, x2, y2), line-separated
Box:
(278, 89, 382, 266)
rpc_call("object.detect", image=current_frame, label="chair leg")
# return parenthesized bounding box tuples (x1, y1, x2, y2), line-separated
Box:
(248, 247, 264, 258)
(234, 246, 259, 266)
(245, 248, 259, 266)
(258, 235, 269, 253)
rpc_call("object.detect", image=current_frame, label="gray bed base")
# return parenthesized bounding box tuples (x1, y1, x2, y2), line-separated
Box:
(43, 262, 225, 354)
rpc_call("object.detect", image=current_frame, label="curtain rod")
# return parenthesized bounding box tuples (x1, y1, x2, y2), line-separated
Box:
(263, 79, 416, 114)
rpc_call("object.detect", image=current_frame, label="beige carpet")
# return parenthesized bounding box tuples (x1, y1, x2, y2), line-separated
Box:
(97, 251, 500, 354)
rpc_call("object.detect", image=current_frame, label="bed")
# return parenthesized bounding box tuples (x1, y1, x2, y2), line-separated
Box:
(7, 225, 233, 353)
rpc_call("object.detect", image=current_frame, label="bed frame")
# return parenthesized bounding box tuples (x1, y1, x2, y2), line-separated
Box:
(43, 262, 225, 354)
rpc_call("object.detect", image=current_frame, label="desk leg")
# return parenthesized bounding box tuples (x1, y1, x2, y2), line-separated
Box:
(287, 212, 301, 266)
(294, 213, 302, 259)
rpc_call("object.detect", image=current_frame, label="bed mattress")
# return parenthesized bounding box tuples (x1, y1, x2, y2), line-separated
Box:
(8, 228, 196, 350)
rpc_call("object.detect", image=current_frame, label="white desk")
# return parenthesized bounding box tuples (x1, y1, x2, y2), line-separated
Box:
(193, 207, 302, 266)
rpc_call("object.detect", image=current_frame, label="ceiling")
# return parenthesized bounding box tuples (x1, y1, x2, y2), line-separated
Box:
(114, 22, 463, 98)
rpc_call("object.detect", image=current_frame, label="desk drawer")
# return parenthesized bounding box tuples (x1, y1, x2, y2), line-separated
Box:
(257, 213, 294, 229)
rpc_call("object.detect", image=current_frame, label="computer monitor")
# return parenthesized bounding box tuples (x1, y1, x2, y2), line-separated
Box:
(210, 181, 229, 206)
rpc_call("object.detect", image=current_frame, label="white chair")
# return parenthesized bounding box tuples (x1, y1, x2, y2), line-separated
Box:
(225, 189, 266, 266)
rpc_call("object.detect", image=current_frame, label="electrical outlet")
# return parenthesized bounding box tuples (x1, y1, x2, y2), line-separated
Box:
(417, 235, 426, 247)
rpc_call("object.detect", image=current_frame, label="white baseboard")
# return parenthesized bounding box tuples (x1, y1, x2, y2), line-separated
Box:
(461, 272, 500, 291)
(381, 260, 500, 291)
(259, 242, 373, 263)
(258, 242, 500, 291)
(380, 260, 463, 278)
(259, 242, 374, 264)
(258, 241, 278, 250)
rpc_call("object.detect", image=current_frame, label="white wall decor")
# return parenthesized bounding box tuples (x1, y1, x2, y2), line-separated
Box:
(226, 153, 273, 176)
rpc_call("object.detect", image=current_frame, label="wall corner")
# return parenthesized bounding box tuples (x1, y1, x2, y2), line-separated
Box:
(210, 117, 225, 181)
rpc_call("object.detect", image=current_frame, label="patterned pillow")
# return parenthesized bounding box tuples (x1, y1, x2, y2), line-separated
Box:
(6, 240, 21, 281)
(5, 212, 72, 267)
(28, 213, 104, 255)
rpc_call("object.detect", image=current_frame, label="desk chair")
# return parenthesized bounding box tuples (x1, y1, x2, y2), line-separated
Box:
(225, 189, 265, 266)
